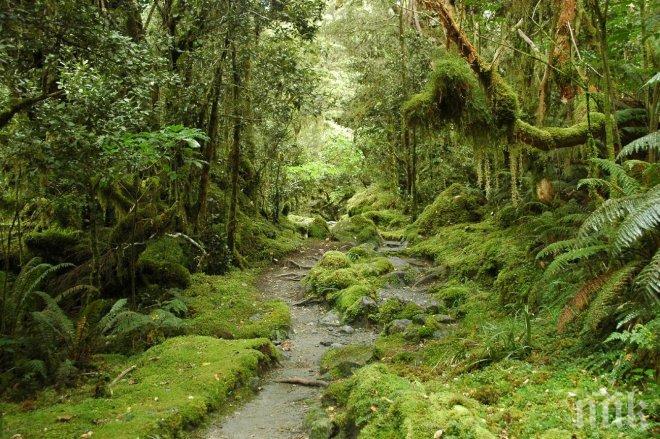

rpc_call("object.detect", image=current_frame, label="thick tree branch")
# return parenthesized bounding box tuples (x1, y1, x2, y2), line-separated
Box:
(0, 91, 63, 130)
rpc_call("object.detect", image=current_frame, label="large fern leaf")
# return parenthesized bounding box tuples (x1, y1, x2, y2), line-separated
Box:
(613, 189, 660, 252)
(579, 195, 645, 236)
(583, 263, 638, 333)
(617, 131, 660, 159)
(590, 158, 641, 196)
(542, 245, 610, 280)
(635, 250, 660, 302)
(558, 271, 613, 333)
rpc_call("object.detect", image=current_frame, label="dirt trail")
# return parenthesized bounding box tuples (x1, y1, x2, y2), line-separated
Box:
(203, 242, 376, 439)
(202, 239, 436, 438)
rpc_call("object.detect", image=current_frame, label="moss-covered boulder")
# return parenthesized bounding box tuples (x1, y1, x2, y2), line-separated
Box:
(330, 364, 495, 438)
(308, 215, 330, 239)
(415, 183, 482, 236)
(331, 214, 381, 245)
(320, 345, 376, 379)
(362, 209, 407, 229)
(137, 236, 191, 288)
(346, 185, 402, 216)
(346, 243, 377, 261)
(318, 250, 352, 269)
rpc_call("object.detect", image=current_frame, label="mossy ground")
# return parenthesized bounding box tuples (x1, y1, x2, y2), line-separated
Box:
(0, 336, 277, 439)
(182, 270, 291, 340)
(315, 214, 658, 438)
(330, 214, 381, 245)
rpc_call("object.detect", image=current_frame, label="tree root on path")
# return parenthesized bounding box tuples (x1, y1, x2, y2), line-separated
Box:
(285, 259, 315, 269)
(274, 377, 329, 387)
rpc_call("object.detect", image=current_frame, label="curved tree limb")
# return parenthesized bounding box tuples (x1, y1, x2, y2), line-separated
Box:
(0, 90, 63, 130)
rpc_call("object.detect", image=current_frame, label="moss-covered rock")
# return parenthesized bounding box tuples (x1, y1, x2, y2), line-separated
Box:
(331, 363, 496, 438)
(346, 243, 377, 261)
(320, 345, 376, 379)
(137, 236, 191, 288)
(415, 184, 482, 236)
(308, 215, 330, 239)
(318, 250, 352, 269)
(346, 185, 402, 216)
(331, 214, 381, 245)
(362, 209, 408, 229)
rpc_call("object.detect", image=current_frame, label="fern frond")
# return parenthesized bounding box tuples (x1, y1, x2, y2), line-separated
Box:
(590, 158, 641, 196)
(31, 291, 74, 342)
(543, 245, 609, 280)
(98, 298, 128, 333)
(635, 250, 660, 303)
(577, 178, 612, 193)
(579, 195, 645, 236)
(617, 131, 660, 159)
(54, 284, 100, 303)
(583, 263, 638, 333)
(613, 190, 660, 252)
(108, 311, 152, 335)
(558, 271, 613, 333)
(536, 238, 582, 260)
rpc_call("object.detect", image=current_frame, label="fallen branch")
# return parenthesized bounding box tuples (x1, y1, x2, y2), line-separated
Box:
(110, 365, 137, 387)
(274, 377, 328, 387)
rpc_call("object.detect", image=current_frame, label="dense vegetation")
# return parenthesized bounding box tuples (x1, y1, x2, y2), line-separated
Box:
(0, 0, 657, 437)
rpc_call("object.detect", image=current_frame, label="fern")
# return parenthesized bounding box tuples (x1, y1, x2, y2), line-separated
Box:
(612, 188, 660, 252)
(542, 245, 610, 280)
(590, 158, 641, 196)
(536, 236, 599, 260)
(558, 271, 613, 333)
(583, 263, 638, 333)
(635, 250, 660, 302)
(579, 195, 645, 236)
(617, 131, 660, 159)
(577, 177, 612, 194)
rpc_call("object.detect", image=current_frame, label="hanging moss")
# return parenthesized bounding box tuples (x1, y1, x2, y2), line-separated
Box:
(487, 73, 519, 128)
(402, 55, 491, 130)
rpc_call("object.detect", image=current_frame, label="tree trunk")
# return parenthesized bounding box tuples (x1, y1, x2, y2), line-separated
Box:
(226, 43, 242, 258)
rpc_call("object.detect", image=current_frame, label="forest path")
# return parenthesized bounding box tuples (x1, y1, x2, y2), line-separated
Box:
(202, 241, 376, 439)
(201, 238, 436, 438)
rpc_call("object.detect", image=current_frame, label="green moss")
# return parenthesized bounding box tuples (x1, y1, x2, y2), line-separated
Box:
(403, 55, 491, 130)
(346, 185, 402, 216)
(331, 214, 381, 245)
(346, 243, 377, 262)
(513, 113, 607, 151)
(320, 345, 375, 379)
(415, 184, 482, 236)
(488, 72, 519, 127)
(306, 265, 359, 295)
(375, 298, 423, 324)
(137, 236, 191, 289)
(25, 227, 85, 263)
(354, 257, 394, 277)
(1, 336, 277, 439)
(308, 215, 330, 239)
(332, 364, 496, 438)
(318, 250, 352, 269)
(334, 285, 374, 313)
(235, 213, 303, 264)
(182, 271, 290, 339)
(362, 209, 408, 229)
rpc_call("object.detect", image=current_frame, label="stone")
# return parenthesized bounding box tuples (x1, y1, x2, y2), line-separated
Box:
(339, 325, 355, 334)
(434, 314, 456, 324)
(387, 319, 413, 334)
(330, 342, 343, 349)
(319, 311, 341, 326)
(412, 313, 428, 325)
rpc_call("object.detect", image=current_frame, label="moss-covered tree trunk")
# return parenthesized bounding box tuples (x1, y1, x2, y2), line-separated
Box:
(226, 43, 242, 258)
